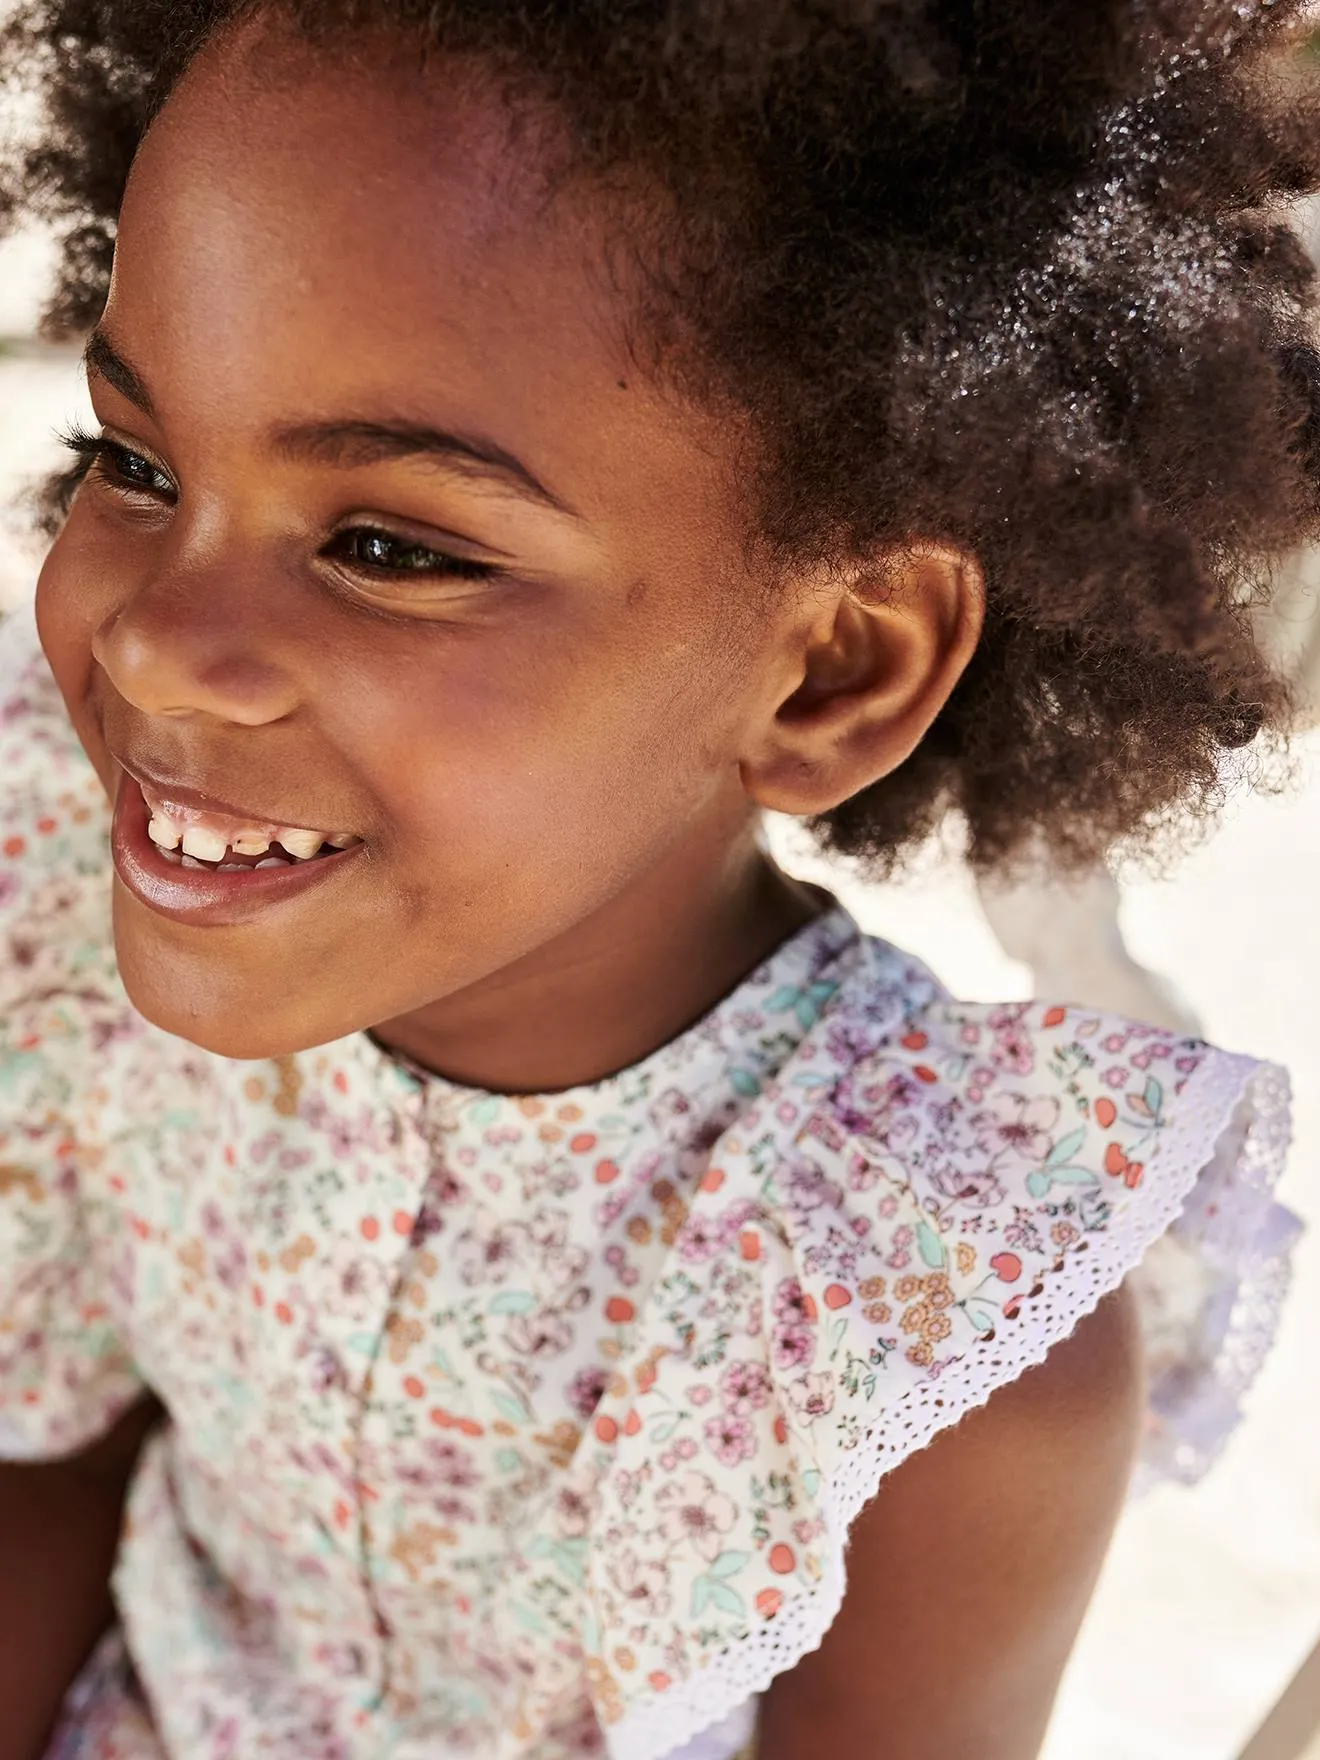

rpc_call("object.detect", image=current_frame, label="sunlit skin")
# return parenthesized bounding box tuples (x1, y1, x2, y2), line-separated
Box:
(36, 13, 983, 1090)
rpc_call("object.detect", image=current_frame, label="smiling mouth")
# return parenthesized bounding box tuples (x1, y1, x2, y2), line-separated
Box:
(139, 780, 362, 871)
(110, 770, 367, 928)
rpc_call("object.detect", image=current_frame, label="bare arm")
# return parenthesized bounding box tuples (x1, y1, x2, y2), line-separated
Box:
(0, 1395, 164, 1760)
(758, 1282, 1146, 1760)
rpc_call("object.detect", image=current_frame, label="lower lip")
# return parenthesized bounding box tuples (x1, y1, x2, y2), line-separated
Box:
(110, 776, 364, 927)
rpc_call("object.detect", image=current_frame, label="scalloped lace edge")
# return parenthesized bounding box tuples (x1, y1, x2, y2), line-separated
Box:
(612, 1051, 1291, 1760)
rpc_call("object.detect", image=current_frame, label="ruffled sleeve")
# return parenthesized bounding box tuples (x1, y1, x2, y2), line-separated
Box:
(0, 602, 147, 1458)
(575, 939, 1297, 1760)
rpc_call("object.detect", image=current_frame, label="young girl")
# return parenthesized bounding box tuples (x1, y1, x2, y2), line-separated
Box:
(0, 3, 1312, 1757)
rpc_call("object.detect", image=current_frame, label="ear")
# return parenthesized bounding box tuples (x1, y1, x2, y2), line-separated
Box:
(741, 544, 984, 817)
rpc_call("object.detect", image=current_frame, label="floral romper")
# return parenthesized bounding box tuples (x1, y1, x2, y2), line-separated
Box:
(0, 599, 1301, 1760)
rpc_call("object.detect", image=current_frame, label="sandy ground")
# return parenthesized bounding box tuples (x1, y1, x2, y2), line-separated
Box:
(2, 295, 1319, 1760)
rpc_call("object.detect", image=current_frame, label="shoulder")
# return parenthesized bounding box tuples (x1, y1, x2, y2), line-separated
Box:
(864, 1273, 1145, 1578)
(894, 1273, 1146, 1499)
(757, 1280, 1145, 1759)
(754, 952, 1285, 1487)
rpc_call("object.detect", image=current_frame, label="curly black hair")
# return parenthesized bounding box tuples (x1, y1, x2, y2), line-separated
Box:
(3, 0, 1320, 874)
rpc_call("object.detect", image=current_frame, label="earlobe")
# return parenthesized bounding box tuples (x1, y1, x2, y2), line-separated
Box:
(741, 544, 984, 817)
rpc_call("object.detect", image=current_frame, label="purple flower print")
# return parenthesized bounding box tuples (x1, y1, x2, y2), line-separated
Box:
(703, 1411, 756, 1468)
(679, 1213, 727, 1262)
(504, 1310, 573, 1357)
(783, 1161, 843, 1213)
(566, 1364, 609, 1421)
(725, 1351, 774, 1422)
(609, 1551, 672, 1618)
(930, 1161, 1006, 1210)
(720, 1359, 772, 1416)
(321, 1236, 393, 1319)
(313, 1641, 367, 1680)
(978, 1090, 1060, 1166)
(553, 1483, 593, 1538)
(452, 1222, 526, 1288)
(655, 1470, 738, 1562)
(1004, 1212, 1044, 1254)
(990, 1023, 1035, 1075)
(772, 1277, 814, 1326)
(421, 1440, 479, 1487)
(787, 1372, 835, 1423)
(432, 1495, 476, 1526)
(771, 1325, 815, 1371)
(649, 1087, 693, 1143)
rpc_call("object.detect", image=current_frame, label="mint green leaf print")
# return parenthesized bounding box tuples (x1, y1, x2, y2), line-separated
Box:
(802, 1469, 822, 1496)
(488, 1291, 536, 1315)
(964, 1300, 997, 1332)
(1025, 1170, 1052, 1198)
(1046, 1127, 1087, 1168)
(1045, 1167, 1100, 1186)
(1144, 1076, 1165, 1120)
(693, 1575, 746, 1617)
(650, 1415, 683, 1444)
(492, 1391, 530, 1425)
(762, 986, 798, 1014)
(705, 1580, 746, 1617)
(709, 1551, 751, 1579)
(730, 1069, 762, 1098)
(495, 1448, 522, 1474)
(469, 1097, 503, 1126)
(916, 1219, 947, 1268)
(528, 1536, 588, 1584)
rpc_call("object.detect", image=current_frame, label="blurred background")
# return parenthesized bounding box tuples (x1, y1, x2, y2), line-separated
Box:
(4, 186, 1320, 1760)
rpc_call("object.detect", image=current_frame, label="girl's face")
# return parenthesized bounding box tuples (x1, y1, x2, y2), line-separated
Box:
(37, 21, 814, 1065)
(37, 18, 981, 1074)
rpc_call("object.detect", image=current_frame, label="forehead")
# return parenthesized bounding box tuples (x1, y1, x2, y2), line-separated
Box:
(109, 19, 700, 501)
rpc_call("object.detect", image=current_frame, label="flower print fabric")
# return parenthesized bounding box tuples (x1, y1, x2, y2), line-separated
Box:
(0, 598, 1300, 1760)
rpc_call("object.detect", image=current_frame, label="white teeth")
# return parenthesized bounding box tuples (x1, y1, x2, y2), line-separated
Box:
(180, 855, 208, 869)
(325, 833, 357, 849)
(276, 828, 325, 861)
(147, 815, 182, 851)
(217, 862, 247, 872)
(230, 833, 272, 857)
(255, 856, 293, 869)
(181, 825, 230, 863)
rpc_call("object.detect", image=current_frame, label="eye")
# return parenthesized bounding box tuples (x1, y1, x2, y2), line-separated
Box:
(56, 423, 175, 501)
(327, 527, 496, 582)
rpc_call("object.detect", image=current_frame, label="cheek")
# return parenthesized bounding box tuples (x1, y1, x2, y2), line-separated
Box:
(34, 519, 122, 790)
(347, 615, 748, 901)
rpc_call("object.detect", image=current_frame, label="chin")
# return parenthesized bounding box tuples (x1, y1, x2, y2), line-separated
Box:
(112, 924, 344, 1064)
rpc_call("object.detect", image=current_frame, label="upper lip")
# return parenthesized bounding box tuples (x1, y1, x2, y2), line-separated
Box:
(116, 756, 349, 838)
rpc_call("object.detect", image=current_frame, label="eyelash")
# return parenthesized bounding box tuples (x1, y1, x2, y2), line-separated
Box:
(55, 423, 498, 584)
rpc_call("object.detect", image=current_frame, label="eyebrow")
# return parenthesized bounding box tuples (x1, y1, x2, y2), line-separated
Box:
(82, 328, 575, 517)
(83, 328, 154, 414)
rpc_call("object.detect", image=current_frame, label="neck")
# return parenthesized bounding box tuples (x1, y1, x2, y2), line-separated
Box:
(369, 833, 829, 1094)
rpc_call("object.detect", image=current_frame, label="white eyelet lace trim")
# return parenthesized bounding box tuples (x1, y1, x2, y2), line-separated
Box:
(613, 1050, 1293, 1760)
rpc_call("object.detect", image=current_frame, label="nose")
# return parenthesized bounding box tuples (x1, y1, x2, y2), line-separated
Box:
(92, 557, 303, 727)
